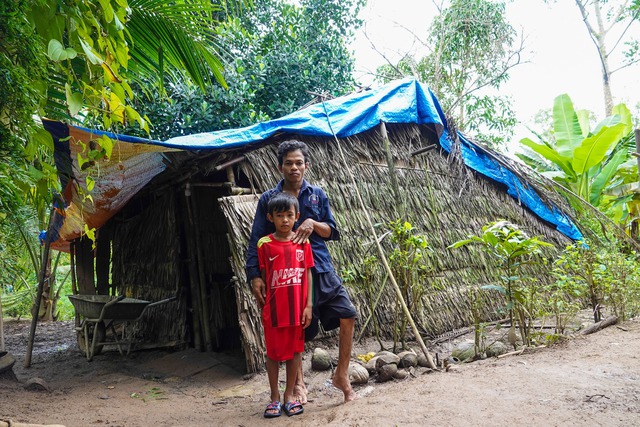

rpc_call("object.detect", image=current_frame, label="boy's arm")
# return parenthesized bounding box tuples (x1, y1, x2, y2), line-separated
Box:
(255, 269, 266, 308)
(302, 268, 313, 328)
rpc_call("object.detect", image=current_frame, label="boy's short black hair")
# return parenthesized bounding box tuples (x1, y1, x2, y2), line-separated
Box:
(267, 192, 299, 215)
(277, 140, 309, 166)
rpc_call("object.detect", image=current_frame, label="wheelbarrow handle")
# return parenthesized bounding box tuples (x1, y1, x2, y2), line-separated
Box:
(134, 296, 177, 322)
(146, 296, 177, 309)
(97, 294, 126, 322)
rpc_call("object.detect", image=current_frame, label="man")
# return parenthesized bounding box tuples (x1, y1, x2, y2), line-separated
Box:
(246, 140, 358, 403)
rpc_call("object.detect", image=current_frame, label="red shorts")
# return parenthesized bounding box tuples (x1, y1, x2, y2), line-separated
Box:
(263, 320, 304, 362)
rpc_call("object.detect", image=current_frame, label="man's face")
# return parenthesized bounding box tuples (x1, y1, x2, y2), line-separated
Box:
(278, 149, 308, 186)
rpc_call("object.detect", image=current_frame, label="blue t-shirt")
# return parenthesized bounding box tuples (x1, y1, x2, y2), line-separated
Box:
(245, 179, 340, 281)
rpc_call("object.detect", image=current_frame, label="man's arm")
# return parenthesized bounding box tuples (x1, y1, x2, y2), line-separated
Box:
(246, 195, 271, 304)
(292, 187, 340, 244)
(245, 195, 269, 281)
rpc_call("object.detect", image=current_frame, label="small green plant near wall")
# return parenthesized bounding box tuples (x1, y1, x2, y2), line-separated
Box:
(545, 262, 583, 335)
(552, 240, 640, 323)
(449, 220, 553, 349)
(386, 220, 434, 352)
(467, 286, 488, 359)
(342, 255, 387, 350)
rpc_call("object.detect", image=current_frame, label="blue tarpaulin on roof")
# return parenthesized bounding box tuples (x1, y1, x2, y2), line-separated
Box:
(67, 77, 583, 241)
(161, 77, 447, 149)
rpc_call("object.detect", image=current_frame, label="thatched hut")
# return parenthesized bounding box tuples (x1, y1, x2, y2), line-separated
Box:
(44, 78, 583, 372)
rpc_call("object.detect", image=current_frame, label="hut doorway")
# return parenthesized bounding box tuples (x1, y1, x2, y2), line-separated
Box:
(182, 184, 244, 354)
(217, 194, 265, 373)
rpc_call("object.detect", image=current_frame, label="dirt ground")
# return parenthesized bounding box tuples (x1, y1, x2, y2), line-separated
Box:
(1, 315, 639, 427)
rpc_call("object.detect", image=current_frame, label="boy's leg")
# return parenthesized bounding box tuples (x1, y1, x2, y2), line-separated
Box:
(284, 353, 303, 415)
(266, 356, 281, 404)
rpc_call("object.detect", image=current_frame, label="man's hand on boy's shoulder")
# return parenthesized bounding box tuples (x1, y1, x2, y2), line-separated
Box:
(251, 277, 266, 307)
(292, 218, 315, 244)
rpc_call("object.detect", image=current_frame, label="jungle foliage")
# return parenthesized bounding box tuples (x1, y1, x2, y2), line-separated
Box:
(517, 94, 637, 229)
(124, 0, 364, 140)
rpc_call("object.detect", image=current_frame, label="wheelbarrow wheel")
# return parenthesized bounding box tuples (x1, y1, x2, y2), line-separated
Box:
(77, 322, 106, 357)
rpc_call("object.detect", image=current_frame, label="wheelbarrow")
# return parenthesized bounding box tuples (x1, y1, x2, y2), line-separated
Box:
(68, 294, 176, 361)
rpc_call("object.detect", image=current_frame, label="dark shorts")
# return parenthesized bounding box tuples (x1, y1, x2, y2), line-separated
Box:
(305, 270, 357, 341)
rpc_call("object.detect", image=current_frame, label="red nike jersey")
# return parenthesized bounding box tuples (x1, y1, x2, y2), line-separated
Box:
(258, 235, 314, 328)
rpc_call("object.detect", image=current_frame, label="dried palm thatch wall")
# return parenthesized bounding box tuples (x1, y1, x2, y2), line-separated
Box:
(222, 123, 574, 370)
(110, 189, 185, 347)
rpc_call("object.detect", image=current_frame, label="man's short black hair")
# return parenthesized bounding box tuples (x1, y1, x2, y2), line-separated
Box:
(267, 192, 299, 215)
(277, 140, 309, 166)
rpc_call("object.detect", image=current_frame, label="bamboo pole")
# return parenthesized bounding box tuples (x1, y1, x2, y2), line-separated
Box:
(183, 184, 204, 351)
(320, 104, 437, 369)
(24, 207, 55, 368)
(381, 122, 403, 216)
(188, 186, 214, 352)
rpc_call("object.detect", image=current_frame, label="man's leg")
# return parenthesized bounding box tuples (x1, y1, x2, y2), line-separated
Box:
(332, 317, 357, 402)
(294, 363, 308, 404)
(284, 353, 301, 403)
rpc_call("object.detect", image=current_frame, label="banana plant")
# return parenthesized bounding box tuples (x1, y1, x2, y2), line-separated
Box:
(517, 94, 634, 207)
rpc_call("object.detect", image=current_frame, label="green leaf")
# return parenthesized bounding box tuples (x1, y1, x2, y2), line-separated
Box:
(572, 123, 626, 174)
(576, 109, 591, 137)
(97, 135, 114, 159)
(47, 39, 77, 61)
(552, 94, 583, 155)
(66, 91, 84, 117)
(520, 138, 575, 178)
(481, 284, 507, 295)
(590, 148, 628, 205)
(33, 127, 55, 153)
(611, 103, 633, 136)
(78, 38, 104, 65)
(97, 0, 115, 23)
(86, 175, 95, 192)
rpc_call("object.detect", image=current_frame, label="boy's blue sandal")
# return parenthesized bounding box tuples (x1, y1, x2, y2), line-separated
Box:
(264, 401, 282, 418)
(283, 401, 304, 416)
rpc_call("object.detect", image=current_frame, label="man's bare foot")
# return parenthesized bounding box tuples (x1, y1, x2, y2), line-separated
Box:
(293, 383, 308, 405)
(332, 376, 358, 402)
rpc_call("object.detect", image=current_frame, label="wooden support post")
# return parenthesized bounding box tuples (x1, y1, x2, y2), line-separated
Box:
(24, 208, 55, 368)
(95, 224, 112, 295)
(187, 185, 214, 352)
(75, 235, 96, 295)
(381, 122, 404, 217)
(183, 184, 204, 351)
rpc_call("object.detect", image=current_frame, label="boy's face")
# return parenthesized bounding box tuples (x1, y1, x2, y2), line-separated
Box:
(268, 204, 300, 234)
(278, 149, 308, 186)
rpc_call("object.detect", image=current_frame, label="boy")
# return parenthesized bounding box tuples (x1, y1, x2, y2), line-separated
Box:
(257, 192, 314, 418)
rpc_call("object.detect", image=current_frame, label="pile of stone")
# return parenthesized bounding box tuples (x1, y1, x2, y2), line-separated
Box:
(310, 347, 434, 384)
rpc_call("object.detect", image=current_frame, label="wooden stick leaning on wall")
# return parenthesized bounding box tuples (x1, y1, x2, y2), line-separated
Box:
(319, 101, 437, 369)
